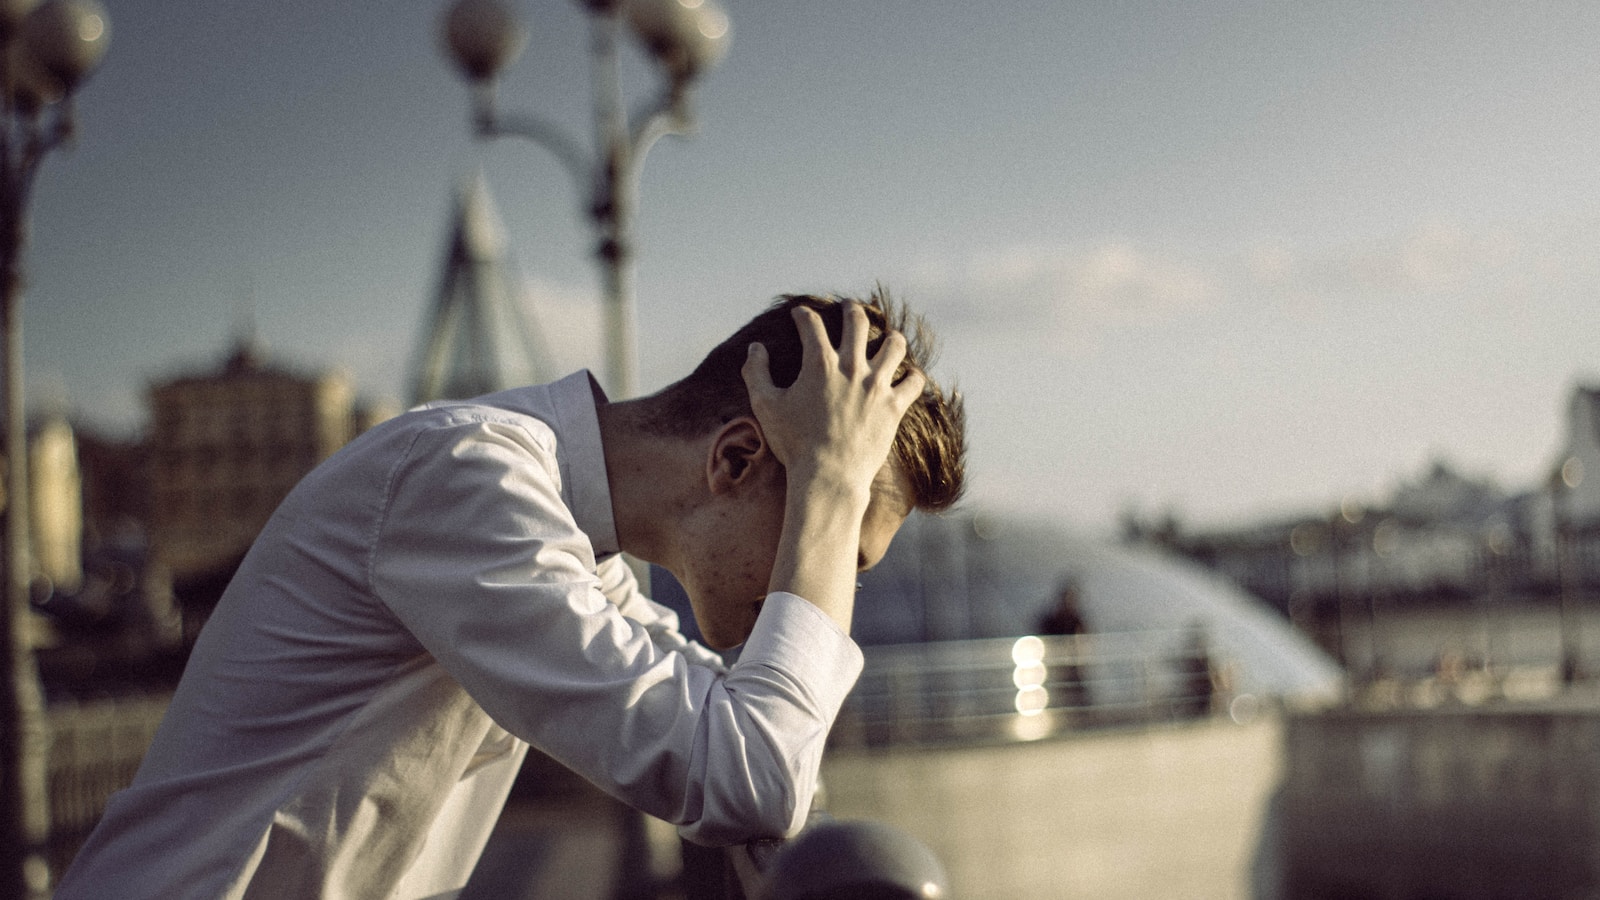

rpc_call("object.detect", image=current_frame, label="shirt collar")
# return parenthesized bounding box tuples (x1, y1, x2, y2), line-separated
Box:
(546, 370, 620, 557)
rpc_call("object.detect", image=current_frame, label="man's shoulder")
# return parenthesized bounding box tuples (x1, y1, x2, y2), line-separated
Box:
(402, 372, 592, 436)
(378, 404, 562, 474)
(396, 383, 573, 441)
(338, 373, 601, 502)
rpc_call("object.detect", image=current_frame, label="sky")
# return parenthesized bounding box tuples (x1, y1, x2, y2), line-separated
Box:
(18, 0, 1600, 536)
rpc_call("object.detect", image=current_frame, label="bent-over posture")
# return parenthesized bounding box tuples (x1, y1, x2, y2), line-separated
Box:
(55, 291, 966, 900)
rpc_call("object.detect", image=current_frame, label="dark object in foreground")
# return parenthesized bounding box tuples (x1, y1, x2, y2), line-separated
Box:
(724, 817, 948, 900)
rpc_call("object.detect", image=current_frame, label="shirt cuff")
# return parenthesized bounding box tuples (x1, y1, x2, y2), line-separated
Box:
(738, 591, 865, 715)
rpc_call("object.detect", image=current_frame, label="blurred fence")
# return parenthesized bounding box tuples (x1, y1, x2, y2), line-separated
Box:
(829, 629, 1226, 750)
(821, 649, 1280, 900)
(687, 629, 1236, 899)
(41, 693, 168, 876)
(37, 630, 1232, 897)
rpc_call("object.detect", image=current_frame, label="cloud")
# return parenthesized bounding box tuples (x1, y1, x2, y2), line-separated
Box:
(912, 241, 1221, 337)
(1069, 242, 1218, 326)
(915, 218, 1596, 343)
(1243, 222, 1529, 310)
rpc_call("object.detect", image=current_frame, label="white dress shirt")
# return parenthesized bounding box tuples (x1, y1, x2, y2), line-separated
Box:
(55, 371, 864, 900)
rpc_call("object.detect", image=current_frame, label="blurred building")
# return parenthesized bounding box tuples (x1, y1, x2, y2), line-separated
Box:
(411, 172, 555, 405)
(147, 336, 384, 638)
(0, 408, 189, 701)
(1144, 461, 1546, 674)
(74, 427, 150, 556)
(1154, 461, 1534, 615)
(23, 414, 83, 596)
(1141, 383, 1600, 674)
(0, 413, 88, 649)
(1554, 385, 1600, 527)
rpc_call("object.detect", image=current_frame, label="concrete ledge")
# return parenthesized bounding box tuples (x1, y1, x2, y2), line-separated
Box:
(819, 716, 1283, 900)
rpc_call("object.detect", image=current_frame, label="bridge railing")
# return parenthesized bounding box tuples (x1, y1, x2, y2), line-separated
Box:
(40, 632, 1224, 898)
(703, 630, 1224, 898)
(828, 629, 1222, 750)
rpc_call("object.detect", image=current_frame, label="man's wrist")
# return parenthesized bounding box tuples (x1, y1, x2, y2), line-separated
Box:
(784, 460, 874, 511)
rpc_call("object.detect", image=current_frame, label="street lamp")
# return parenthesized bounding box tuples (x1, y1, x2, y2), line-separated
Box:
(1553, 459, 1582, 685)
(439, 0, 730, 400)
(0, 0, 108, 895)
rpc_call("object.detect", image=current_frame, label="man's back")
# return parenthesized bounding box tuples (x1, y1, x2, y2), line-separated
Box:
(58, 388, 561, 897)
(58, 371, 867, 899)
(57, 293, 965, 900)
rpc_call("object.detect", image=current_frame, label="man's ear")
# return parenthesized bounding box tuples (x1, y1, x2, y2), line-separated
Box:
(706, 416, 769, 495)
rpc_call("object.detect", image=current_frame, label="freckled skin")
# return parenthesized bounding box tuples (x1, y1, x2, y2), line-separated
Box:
(596, 304, 928, 651)
(683, 463, 912, 650)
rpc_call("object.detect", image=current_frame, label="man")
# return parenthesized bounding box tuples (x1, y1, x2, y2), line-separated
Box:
(56, 290, 966, 899)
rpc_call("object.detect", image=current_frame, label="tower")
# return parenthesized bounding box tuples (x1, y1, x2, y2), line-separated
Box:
(411, 173, 554, 405)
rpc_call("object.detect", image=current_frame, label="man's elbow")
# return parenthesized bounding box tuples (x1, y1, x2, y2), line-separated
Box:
(680, 773, 811, 847)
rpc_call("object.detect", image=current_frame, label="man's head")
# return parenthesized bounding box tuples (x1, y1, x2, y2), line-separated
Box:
(634, 288, 966, 648)
(650, 288, 966, 514)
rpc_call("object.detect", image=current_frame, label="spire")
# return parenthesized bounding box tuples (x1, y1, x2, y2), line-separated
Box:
(410, 171, 555, 405)
(225, 279, 267, 375)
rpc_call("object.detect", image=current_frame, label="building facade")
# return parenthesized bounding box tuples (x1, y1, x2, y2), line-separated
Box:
(1554, 386, 1600, 526)
(25, 415, 83, 596)
(147, 339, 355, 585)
(0, 414, 88, 650)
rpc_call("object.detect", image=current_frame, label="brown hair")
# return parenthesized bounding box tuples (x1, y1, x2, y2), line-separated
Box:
(648, 288, 966, 512)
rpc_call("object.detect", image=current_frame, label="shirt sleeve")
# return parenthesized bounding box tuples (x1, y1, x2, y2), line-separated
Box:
(594, 555, 729, 673)
(368, 417, 862, 844)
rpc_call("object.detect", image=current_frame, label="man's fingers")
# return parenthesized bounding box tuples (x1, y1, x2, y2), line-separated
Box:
(891, 366, 928, 410)
(839, 302, 869, 370)
(867, 329, 909, 382)
(742, 341, 775, 397)
(791, 306, 833, 370)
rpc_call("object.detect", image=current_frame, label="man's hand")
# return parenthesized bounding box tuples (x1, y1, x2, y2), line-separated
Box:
(743, 303, 925, 494)
(740, 302, 926, 630)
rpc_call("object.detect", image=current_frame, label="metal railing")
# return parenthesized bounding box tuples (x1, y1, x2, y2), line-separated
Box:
(829, 630, 1223, 749)
(40, 693, 168, 877)
(36, 633, 1224, 897)
(702, 631, 1225, 898)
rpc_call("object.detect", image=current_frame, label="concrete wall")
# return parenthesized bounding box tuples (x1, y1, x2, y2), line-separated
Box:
(1280, 704, 1600, 900)
(819, 716, 1283, 900)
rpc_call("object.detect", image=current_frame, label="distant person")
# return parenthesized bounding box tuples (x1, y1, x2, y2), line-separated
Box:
(55, 292, 966, 900)
(1178, 621, 1217, 718)
(1036, 578, 1087, 638)
(1037, 578, 1091, 717)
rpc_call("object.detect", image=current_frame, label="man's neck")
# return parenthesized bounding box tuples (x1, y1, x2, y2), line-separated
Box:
(595, 398, 698, 570)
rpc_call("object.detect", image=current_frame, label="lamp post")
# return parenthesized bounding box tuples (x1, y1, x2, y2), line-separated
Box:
(0, 1, 108, 895)
(439, 0, 730, 400)
(1554, 458, 1583, 686)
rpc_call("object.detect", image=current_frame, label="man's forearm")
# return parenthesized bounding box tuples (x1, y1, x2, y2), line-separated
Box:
(765, 466, 869, 634)
(745, 302, 924, 632)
